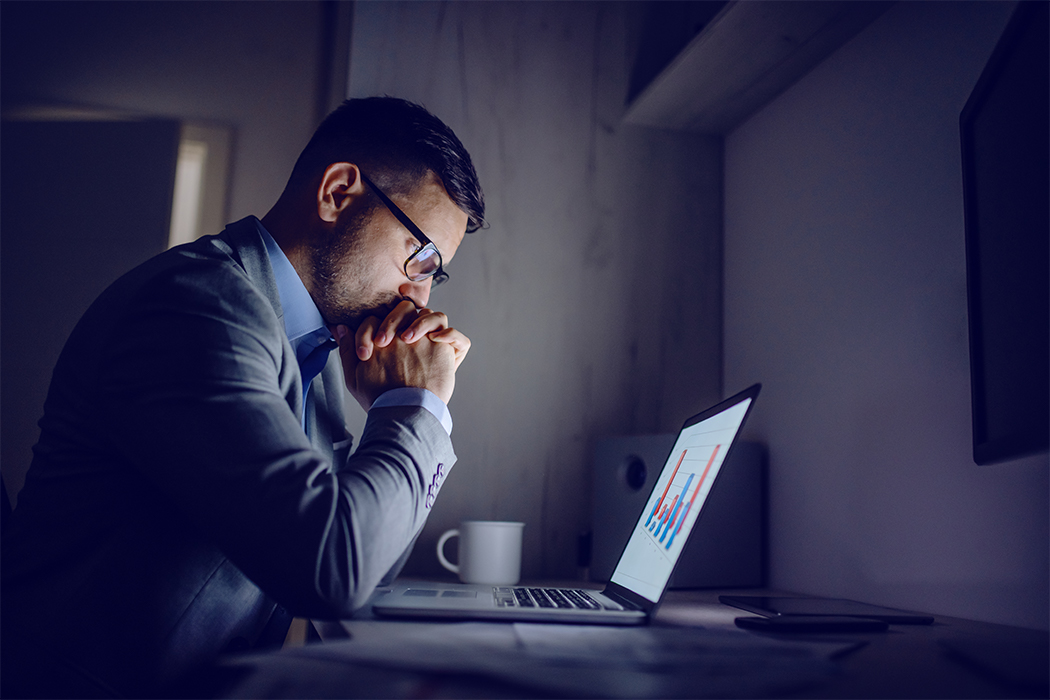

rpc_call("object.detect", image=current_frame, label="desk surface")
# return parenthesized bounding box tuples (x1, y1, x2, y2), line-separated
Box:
(210, 586, 1048, 699)
(656, 589, 1048, 699)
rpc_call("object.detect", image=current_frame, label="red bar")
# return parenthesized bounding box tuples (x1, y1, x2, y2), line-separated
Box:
(663, 495, 679, 524)
(649, 450, 686, 525)
(695, 444, 720, 494)
(669, 445, 721, 543)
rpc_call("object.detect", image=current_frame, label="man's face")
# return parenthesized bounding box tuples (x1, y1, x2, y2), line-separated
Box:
(309, 172, 468, 329)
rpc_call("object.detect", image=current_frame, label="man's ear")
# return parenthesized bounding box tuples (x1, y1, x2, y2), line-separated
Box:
(317, 162, 365, 223)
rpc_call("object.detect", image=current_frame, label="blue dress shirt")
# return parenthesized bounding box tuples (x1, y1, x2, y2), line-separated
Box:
(255, 219, 452, 435)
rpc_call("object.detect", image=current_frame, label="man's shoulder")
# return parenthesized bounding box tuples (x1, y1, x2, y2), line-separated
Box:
(49, 218, 289, 409)
(161, 216, 264, 279)
(87, 217, 281, 332)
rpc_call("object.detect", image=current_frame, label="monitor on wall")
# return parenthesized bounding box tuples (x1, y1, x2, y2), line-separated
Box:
(960, 1, 1049, 465)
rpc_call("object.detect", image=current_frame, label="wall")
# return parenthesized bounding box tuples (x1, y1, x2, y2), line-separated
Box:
(348, 1, 723, 578)
(1, 1, 327, 231)
(2, 120, 179, 503)
(0, 1, 329, 500)
(724, 1, 1048, 629)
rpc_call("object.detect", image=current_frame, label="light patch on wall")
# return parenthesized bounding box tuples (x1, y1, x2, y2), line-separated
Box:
(168, 122, 231, 248)
(169, 140, 207, 247)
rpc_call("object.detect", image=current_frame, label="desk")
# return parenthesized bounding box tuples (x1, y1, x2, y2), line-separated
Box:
(206, 587, 1048, 699)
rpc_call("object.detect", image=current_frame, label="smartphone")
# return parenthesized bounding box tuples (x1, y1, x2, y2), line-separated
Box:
(735, 615, 889, 633)
(720, 595, 935, 624)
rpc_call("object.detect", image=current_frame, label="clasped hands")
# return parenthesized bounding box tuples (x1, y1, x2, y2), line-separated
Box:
(333, 300, 470, 410)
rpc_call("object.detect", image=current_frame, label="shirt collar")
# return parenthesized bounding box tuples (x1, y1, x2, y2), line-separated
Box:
(255, 218, 333, 362)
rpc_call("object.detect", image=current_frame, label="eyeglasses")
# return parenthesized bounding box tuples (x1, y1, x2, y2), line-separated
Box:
(361, 173, 448, 287)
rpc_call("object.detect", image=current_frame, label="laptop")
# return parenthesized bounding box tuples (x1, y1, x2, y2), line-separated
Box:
(373, 383, 761, 625)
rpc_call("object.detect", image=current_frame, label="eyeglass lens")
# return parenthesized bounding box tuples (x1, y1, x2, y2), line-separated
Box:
(406, 244, 442, 282)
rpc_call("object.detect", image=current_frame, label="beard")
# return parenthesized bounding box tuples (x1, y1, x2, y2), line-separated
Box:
(309, 210, 401, 330)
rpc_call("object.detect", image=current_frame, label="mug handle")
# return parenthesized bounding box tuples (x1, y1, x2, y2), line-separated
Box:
(436, 528, 460, 574)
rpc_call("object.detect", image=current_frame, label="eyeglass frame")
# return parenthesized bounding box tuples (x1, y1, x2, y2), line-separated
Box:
(360, 173, 449, 287)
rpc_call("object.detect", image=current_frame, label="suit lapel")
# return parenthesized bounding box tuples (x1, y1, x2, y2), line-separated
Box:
(215, 217, 303, 424)
(219, 216, 349, 454)
(219, 217, 285, 325)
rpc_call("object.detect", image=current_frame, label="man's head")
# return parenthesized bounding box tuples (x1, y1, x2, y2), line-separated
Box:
(268, 97, 485, 327)
(291, 97, 485, 234)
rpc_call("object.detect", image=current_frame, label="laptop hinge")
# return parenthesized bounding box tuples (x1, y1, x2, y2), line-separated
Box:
(602, 589, 643, 611)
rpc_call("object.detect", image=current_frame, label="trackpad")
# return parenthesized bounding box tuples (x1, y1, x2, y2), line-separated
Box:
(441, 590, 477, 598)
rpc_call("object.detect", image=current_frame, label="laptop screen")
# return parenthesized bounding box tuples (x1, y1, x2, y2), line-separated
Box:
(609, 392, 755, 602)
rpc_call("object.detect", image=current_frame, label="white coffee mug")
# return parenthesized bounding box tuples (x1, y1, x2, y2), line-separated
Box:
(436, 520, 524, 585)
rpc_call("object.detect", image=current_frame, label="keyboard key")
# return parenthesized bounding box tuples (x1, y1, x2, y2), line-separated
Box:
(565, 589, 601, 609)
(513, 588, 535, 607)
(528, 588, 555, 607)
(545, 589, 573, 608)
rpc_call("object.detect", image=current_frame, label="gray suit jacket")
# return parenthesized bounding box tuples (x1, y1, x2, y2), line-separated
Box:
(1, 217, 455, 696)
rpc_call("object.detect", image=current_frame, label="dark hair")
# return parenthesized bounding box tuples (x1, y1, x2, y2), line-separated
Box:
(290, 97, 485, 233)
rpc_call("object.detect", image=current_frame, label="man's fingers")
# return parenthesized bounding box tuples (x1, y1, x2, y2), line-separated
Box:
(354, 317, 380, 361)
(426, 327, 471, 369)
(349, 333, 458, 406)
(336, 323, 361, 367)
(400, 310, 449, 343)
(375, 300, 419, 347)
(332, 324, 373, 411)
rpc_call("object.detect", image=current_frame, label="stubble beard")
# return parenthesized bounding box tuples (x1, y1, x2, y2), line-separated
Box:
(309, 212, 401, 330)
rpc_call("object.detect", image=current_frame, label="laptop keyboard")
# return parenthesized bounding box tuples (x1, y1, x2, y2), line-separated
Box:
(495, 587, 603, 609)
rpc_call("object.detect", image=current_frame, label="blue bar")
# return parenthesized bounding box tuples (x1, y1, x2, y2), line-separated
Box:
(659, 473, 693, 543)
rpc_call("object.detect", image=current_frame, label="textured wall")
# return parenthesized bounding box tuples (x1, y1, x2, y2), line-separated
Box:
(724, 1, 1048, 629)
(347, 1, 723, 578)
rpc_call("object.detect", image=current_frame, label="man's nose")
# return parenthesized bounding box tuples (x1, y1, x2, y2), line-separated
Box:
(399, 278, 431, 309)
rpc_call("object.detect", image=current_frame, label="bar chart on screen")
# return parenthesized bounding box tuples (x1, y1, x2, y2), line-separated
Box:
(611, 396, 752, 602)
(638, 447, 722, 554)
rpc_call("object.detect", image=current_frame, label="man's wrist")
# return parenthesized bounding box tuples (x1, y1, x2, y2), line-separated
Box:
(369, 387, 453, 435)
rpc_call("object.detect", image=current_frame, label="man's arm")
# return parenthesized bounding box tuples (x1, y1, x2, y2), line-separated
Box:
(102, 270, 455, 618)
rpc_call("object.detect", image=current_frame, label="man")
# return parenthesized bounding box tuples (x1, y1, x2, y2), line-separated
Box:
(1, 97, 485, 697)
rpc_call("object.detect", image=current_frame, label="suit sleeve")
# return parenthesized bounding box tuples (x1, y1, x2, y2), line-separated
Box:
(98, 264, 454, 618)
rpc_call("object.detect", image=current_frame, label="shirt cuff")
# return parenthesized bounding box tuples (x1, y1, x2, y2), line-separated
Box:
(370, 387, 453, 435)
